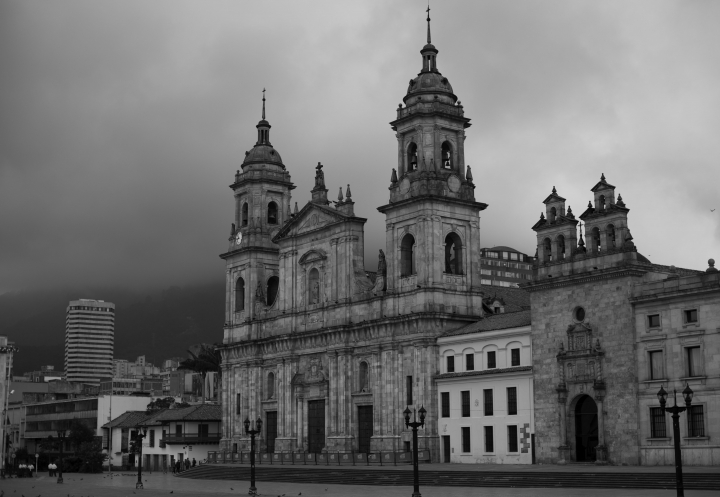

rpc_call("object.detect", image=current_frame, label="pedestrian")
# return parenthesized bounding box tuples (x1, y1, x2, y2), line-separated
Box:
(171, 460, 176, 474)
(191, 458, 196, 467)
(28, 462, 34, 477)
(175, 460, 181, 473)
(48, 462, 54, 476)
(184, 458, 190, 471)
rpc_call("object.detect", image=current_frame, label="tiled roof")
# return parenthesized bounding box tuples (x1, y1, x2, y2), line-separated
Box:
(435, 366, 532, 380)
(102, 411, 150, 429)
(479, 285, 530, 313)
(441, 310, 531, 338)
(145, 404, 222, 423)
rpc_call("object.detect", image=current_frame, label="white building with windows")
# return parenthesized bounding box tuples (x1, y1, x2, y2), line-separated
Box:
(435, 288, 534, 464)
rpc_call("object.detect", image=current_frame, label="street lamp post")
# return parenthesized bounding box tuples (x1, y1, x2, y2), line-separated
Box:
(244, 416, 263, 496)
(134, 427, 148, 490)
(657, 383, 693, 497)
(403, 406, 426, 497)
(57, 429, 66, 484)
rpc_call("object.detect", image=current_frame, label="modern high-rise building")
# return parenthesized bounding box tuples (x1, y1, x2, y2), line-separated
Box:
(65, 299, 115, 385)
(479, 246, 535, 287)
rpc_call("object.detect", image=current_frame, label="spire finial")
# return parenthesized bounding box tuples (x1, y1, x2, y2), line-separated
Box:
(552, 186, 557, 194)
(601, 172, 606, 181)
(426, 2, 431, 44)
(346, 184, 352, 200)
(262, 88, 266, 120)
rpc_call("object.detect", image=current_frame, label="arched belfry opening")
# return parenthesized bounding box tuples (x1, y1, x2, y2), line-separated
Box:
(242, 203, 249, 227)
(557, 234, 566, 260)
(400, 234, 416, 277)
(549, 207, 557, 223)
(591, 227, 601, 253)
(574, 395, 598, 462)
(407, 143, 418, 172)
(441, 141, 453, 169)
(266, 276, 279, 306)
(543, 238, 552, 262)
(267, 201, 278, 225)
(235, 277, 245, 312)
(607, 224, 616, 248)
(444, 233, 463, 274)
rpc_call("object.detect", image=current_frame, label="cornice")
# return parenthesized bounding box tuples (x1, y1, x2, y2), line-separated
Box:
(377, 194, 487, 214)
(521, 266, 647, 292)
(629, 282, 720, 304)
(219, 246, 279, 260)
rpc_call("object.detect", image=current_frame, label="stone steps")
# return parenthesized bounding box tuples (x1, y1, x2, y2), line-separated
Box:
(176, 465, 720, 490)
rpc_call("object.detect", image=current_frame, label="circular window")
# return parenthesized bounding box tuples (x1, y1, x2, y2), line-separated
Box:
(574, 307, 586, 322)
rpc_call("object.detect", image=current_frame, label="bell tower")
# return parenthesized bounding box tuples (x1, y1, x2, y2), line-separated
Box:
(378, 9, 487, 293)
(221, 90, 295, 335)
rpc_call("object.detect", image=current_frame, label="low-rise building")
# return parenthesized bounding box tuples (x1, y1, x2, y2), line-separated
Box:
(435, 288, 534, 464)
(103, 404, 222, 471)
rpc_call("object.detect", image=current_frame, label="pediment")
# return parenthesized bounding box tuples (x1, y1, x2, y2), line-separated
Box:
(298, 249, 327, 265)
(272, 202, 350, 242)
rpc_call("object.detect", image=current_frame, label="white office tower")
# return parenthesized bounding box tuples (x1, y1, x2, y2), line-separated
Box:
(65, 299, 115, 385)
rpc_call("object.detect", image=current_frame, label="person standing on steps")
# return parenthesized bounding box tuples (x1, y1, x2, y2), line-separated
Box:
(191, 458, 196, 467)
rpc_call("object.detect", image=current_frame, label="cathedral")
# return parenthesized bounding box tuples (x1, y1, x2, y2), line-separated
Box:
(217, 14, 491, 460)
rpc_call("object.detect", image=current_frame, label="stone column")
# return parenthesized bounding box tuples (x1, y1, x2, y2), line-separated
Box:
(386, 223, 396, 292)
(556, 385, 570, 464)
(329, 351, 338, 435)
(594, 383, 608, 464)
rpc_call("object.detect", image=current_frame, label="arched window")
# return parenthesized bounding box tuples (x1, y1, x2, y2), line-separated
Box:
(607, 224, 616, 248)
(241, 203, 249, 227)
(441, 141, 453, 169)
(267, 201, 278, 225)
(235, 277, 245, 312)
(557, 235, 566, 260)
(407, 143, 418, 172)
(592, 227, 601, 253)
(444, 232, 463, 274)
(359, 361, 368, 392)
(549, 207, 557, 223)
(400, 234, 416, 276)
(267, 372, 275, 399)
(266, 276, 279, 306)
(543, 238, 552, 262)
(599, 195, 606, 210)
(308, 268, 320, 305)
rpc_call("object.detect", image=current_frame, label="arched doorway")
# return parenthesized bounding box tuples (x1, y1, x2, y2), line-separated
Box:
(574, 395, 598, 462)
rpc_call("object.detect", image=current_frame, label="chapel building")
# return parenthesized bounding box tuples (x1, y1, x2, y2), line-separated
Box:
(218, 15, 493, 461)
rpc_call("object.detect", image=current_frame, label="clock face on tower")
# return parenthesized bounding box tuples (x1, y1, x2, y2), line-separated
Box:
(235, 231, 243, 246)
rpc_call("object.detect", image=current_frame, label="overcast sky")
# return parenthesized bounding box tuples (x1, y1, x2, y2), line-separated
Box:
(1, 0, 719, 294)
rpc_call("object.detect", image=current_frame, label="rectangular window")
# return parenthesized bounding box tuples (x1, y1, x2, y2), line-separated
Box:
(507, 425, 518, 452)
(688, 406, 704, 437)
(236, 393, 241, 415)
(684, 309, 698, 323)
(507, 387, 517, 415)
(446, 356, 455, 373)
(648, 314, 660, 328)
(406, 376, 413, 405)
(511, 348, 520, 367)
(484, 426, 494, 452)
(175, 425, 182, 435)
(461, 427, 471, 453)
(487, 351, 496, 369)
(686, 346, 701, 377)
(649, 350, 664, 380)
(510, 253, 518, 260)
(465, 354, 474, 371)
(461, 390, 470, 417)
(650, 407, 666, 438)
(483, 389, 493, 416)
(441, 392, 450, 418)
(149, 429, 155, 447)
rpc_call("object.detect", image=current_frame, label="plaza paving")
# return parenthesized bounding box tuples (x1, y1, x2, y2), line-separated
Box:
(1, 472, 718, 497)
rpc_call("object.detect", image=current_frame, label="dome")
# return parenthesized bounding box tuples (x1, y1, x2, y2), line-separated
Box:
(242, 143, 284, 167)
(404, 71, 455, 102)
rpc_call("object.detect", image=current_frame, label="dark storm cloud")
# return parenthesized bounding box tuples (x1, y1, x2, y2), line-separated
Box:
(1, 0, 719, 293)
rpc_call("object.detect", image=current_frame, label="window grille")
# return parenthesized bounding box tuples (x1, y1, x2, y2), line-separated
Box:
(441, 392, 450, 418)
(484, 426, 494, 452)
(446, 356, 455, 373)
(507, 425, 518, 452)
(465, 354, 474, 371)
(487, 351, 496, 369)
(507, 387, 517, 415)
(461, 427, 471, 453)
(483, 389, 493, 416)
(650, 407, 666, 438)
(688, 406, 704, 437)
(511, 348, 520, 366)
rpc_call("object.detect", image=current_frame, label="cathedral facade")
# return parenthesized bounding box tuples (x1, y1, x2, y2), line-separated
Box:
(217, 21, 491, 461)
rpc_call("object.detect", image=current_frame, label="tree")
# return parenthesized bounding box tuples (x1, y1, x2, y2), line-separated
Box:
(68, 420, 95, 451)
(177, 343, 221, 403)
(146, 396, 190, 413)
(78, 439, 107, 473)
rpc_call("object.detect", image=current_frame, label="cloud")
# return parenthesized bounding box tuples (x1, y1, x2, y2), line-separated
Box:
(0, 0, 718, 293)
